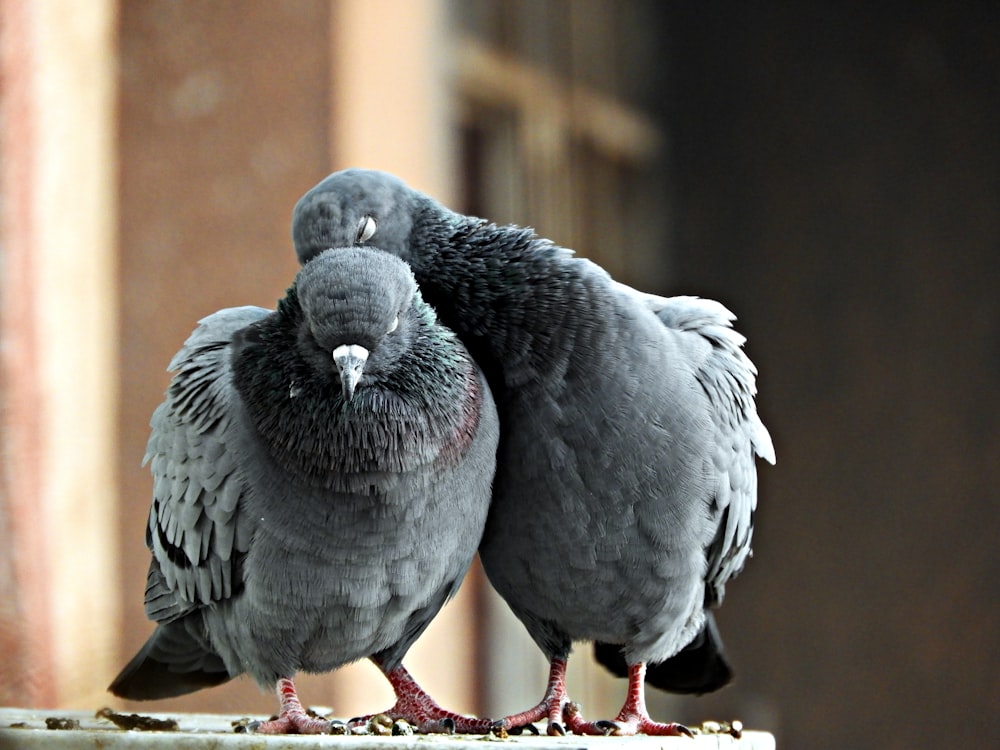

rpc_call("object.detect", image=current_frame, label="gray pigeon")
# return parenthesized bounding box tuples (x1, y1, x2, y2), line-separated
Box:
(291, 170, 775, 736)
(109, 246, 499, 734)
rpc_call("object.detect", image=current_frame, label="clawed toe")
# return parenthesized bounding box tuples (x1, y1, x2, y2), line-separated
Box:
(616, 717, 694, 737)
(562, 699, 691, 737)
(562, 701, 610, 736)
(426, 717, 456, 734)
(502, 721, 540, 736)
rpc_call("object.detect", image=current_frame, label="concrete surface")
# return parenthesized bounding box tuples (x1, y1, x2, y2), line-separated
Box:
(0, 707, 774, 749)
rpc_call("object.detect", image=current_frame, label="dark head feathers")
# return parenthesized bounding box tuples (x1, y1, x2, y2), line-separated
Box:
(295, 247, 415, 352)
(292, 169, 422, 265)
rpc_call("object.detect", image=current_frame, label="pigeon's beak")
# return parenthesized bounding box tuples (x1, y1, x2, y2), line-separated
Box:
(332, 344, 369, 401)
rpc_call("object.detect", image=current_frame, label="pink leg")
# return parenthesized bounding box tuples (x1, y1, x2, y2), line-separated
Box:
(568, 662, 692, 737)
(252, 677, 338, 734)
(350, 663, 493, 734)
(495, 658, 573, 736)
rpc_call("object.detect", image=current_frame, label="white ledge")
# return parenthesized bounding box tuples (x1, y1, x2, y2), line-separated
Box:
(0, 708, 775, 749)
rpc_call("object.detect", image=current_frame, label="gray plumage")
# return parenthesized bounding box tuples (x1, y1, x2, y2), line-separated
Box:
(292, 169, 774, 734)
(110, 247, 498, 724)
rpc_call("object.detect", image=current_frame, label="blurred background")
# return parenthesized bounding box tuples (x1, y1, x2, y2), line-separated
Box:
(1, 2, 997, 749)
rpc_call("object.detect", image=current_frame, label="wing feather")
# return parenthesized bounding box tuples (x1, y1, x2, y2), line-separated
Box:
(141, 305, 269, 623)
(621, 290, 774, 606)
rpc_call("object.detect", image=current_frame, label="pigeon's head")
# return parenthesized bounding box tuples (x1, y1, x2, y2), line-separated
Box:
(292, 169, 421, 267)
(294, 246, 418, 401)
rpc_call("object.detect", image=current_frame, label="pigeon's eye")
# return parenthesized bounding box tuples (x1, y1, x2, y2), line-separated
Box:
(356, 215, 377, 243)
(387, 316, 399, 334)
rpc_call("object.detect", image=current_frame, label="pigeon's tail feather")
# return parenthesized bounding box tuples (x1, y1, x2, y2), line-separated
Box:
(108, 620, 232, 700)
(593, 612, 733, 695)
(644, 613, 734, 694)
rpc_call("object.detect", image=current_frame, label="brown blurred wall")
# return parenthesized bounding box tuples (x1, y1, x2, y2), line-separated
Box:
(1, 0, 119, 707)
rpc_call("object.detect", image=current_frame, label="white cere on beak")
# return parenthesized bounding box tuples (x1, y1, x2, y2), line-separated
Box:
(332, 344, 369, 401)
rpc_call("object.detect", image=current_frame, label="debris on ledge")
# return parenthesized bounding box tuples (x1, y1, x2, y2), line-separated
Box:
(0, 707, 775, 749)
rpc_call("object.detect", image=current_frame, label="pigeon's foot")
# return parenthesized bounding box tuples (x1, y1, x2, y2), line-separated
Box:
(569, 661, 691, 737)
(250, 677, 341, 735)
(609, 715, 694, 737)
(252, 714, 340, 735)
(564, 702, 692, 737)
(492, 657, 572, 736)
(494, 697, 565, 737)
(353, 664, 492, 734)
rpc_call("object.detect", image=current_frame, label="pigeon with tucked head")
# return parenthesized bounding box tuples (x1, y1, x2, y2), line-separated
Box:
(291, 169, 775, 736)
